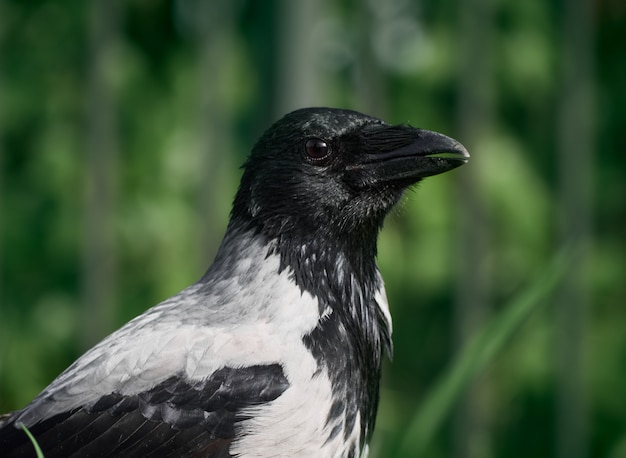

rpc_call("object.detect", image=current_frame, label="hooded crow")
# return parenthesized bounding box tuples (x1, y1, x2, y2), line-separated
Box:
(0, 107, 469, 457)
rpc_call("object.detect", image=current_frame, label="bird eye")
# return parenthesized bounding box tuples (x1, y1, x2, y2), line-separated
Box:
(305, 138, 331, 161)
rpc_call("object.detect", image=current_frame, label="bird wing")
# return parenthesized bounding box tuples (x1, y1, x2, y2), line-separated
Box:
(1, 236, 322, 457)
(0, 364, 289, 458)
(0, 283, 293, 458)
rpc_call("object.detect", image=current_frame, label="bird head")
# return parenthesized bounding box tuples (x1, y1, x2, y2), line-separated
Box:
(231, 107, 469, 243)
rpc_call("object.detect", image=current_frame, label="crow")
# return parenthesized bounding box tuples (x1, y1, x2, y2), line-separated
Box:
(0, 107, 469, 457)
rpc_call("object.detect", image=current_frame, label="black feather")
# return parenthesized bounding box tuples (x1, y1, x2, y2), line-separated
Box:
(0, 364, 288, 458)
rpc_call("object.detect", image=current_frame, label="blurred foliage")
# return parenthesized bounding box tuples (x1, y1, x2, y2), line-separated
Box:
(396, 249, 571, 456)
(1, 1, 625, 457)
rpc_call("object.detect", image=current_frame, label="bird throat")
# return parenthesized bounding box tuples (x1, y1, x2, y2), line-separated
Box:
(226, 212, 391, 448)
(269, 228, 391, 449)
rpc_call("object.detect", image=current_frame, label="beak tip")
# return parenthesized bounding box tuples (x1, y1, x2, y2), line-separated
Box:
(458, 143, 471, 160)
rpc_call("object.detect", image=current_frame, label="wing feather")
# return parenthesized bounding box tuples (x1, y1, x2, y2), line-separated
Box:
(0, 364, 289, 458)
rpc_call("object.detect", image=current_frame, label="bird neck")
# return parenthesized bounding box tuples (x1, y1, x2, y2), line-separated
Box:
(222, 216, 391, 443)
(228, 212, 381, 305)
(272, 228, 390, 444)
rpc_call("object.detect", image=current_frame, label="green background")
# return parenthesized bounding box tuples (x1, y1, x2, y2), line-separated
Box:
(0, 1, 624, 457)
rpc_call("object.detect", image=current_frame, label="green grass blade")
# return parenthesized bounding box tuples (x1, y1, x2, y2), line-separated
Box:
(18, 422, 44, 458)
(398, 249, 571, 457)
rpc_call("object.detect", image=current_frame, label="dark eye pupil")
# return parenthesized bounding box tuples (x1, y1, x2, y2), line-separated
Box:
(305, 138, 330, 160)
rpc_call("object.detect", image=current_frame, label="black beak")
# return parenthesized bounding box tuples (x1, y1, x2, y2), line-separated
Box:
(349, 123, 470, 186)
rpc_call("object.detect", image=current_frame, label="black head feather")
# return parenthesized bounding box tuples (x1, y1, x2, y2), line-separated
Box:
(232, 107, 468, 244)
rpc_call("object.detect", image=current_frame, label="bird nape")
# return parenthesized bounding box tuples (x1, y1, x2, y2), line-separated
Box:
(0, 107, 469, 458)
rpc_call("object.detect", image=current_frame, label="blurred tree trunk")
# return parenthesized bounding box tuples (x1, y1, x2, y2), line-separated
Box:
(555, 0, 594, 457)
(275, 0, 330, 117)
(454, 0, 495, 456)
(354, 3, 387, 118)
(0, 3, 4, 326)
(195, 1, 237, 267)
(82, 0, 120, 348)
